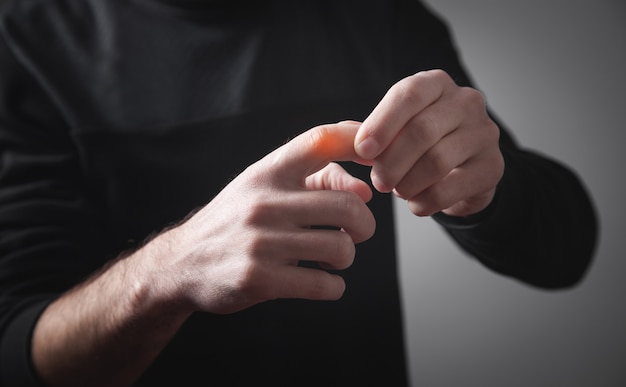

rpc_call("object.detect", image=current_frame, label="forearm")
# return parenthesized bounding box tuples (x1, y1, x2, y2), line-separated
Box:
(31, 232, 192, 387)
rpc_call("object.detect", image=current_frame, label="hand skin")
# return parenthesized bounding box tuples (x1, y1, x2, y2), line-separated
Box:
(31, 122, 375, 387)
(354, 69, 504, 217)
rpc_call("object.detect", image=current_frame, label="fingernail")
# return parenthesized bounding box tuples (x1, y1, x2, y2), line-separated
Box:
(356, 138, 379, 160)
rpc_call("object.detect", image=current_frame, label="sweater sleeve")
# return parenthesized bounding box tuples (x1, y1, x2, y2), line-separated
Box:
(0, 23, 104, 386)
(432, 115, 598, 289)
(400, 2, 599, 289)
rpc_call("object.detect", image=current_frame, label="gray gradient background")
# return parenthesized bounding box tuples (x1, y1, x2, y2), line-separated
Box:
(395, 1, 626, 386)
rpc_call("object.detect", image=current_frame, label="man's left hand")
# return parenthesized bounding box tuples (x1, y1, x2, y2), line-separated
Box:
(354, 69, 504, 217)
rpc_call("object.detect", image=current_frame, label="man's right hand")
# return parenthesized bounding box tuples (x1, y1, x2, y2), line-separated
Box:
(31, 121, 375, 386)
(149, 121, 376, 314)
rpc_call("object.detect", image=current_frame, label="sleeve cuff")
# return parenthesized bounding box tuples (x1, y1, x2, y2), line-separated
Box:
(1, 300, 52, 387)
(431, 188, 501, 231)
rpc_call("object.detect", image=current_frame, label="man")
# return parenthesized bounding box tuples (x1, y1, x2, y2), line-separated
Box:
(0, 0, 596, 386)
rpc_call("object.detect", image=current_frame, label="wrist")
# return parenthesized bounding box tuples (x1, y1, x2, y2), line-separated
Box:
(31, 234, 193, 386)
(126, 229, 195, 325)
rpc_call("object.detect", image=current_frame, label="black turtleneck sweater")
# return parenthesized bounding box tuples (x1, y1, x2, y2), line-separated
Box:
(0, 0, 597, 385)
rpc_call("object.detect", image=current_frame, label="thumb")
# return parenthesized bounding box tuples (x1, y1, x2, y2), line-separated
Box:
(305, 162, 373, 203)
(266, 122, 362, 184)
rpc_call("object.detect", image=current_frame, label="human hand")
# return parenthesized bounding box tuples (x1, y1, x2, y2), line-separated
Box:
(152, 122, 375, 315)
(354, 70, 504, 217)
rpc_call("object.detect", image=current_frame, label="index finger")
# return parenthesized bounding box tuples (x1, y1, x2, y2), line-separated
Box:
(267, 121, 362, 183)
(354, 70, 453, 160)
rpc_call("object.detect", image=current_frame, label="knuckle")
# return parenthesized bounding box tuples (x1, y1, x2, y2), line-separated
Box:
(459, 87, 486, 109)
(335, 190, 361, 219)
(246, 195, 277, 226)
(332, 233, 356, 269)
(418, 187, 448, 215)
(426, 69, 452, 84)
(308, 276, 327, 299)
(394, 77, 423, 107)
(246, 232, 272, 259)
(393, 183, 413, 200)
(425, 147, 452, 177)
(393, 70, 454, 108)
(363, 212, 376, 240)
(393, 184, 408, 198)
(231, 260, 267, 299)
(429, 188, 450, 211)
(488, 150, 505, 183)
(307, 125, 331, 152)
(407, 197, 433, 217)
(484, 120, 501, 144)
(415, 69, 455, 91)
(309, 273, 342, 300)
(408, 114, 439, 144)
